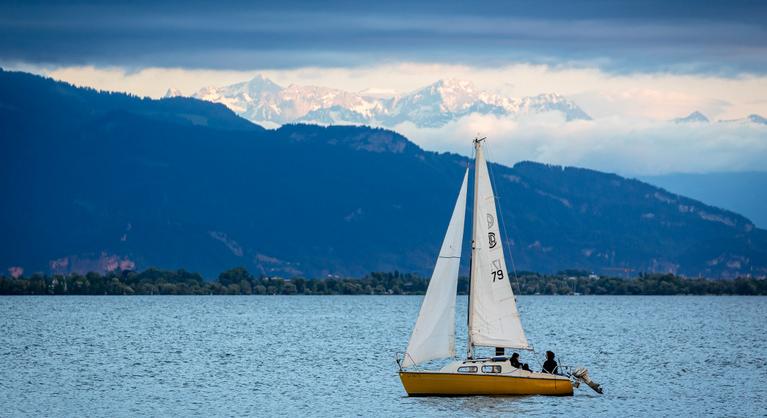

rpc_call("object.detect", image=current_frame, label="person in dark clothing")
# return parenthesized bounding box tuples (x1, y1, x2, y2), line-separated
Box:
(542, 351, 559, 374)
(510, 353, 533, 372)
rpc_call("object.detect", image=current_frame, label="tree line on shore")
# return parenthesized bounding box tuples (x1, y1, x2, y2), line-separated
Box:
(1, 268, 765, 295)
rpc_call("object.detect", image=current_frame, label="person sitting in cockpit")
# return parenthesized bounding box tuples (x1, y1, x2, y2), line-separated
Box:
(542, 351, 559, 374)
(510, 352, 532, 371)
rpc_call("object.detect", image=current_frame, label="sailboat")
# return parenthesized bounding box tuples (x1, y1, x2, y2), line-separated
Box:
(397, 138, 600, 397)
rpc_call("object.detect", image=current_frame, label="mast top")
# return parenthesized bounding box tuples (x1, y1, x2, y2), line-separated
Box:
(473, 136, 487, 145)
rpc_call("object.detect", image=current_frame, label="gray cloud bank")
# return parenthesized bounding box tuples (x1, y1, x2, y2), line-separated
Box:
(1, 0, 766, 74)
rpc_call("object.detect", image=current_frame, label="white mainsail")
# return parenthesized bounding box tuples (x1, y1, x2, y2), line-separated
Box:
(468, 141, 530, 351)
(402, 169, 469, 367)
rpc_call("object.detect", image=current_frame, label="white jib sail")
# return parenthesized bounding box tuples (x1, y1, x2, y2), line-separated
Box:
(468, 142, 530, 350)
(402, 169, 469, 368)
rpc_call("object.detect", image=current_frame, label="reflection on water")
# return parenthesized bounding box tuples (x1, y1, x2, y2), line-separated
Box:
(1, 295, 765, 416)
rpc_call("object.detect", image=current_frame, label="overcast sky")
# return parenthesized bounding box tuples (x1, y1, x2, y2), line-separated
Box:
(2, 0, 766, 72)
(2, 0, 766, 174)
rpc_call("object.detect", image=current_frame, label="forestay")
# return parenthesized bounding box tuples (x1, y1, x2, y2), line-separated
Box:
(402, 169, 468, 367)
(468, 142, 530, 350)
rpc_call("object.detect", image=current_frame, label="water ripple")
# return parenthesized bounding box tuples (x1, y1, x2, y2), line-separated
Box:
(1, 295, 765, 416)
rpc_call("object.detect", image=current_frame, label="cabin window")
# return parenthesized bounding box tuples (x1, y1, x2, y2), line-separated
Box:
(482, 365, 502, 373)
(457, 366, 478, 373)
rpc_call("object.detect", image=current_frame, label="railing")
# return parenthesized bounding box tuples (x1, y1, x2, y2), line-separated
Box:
(394, 352, 418, 371)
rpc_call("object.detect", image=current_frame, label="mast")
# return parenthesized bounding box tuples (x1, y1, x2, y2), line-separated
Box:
(467, 136, 484, 359)
(466, 136, 531, 352)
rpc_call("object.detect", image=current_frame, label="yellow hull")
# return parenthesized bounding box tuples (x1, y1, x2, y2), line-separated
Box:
(399, 371, 574, 396)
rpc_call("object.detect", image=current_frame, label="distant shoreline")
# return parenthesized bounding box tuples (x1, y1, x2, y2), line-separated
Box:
(1, 268, 765, 296)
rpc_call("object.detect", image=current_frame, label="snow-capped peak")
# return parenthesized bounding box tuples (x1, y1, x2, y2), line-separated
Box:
(249, 74, 273, 83)
(396, 78, 483, 114)
(718, 113, 767, 125)
(674, 111, 709, 123)
(245, 74, 282, 94)
(432, 78, 477, 92)
(163, 88, 183, 98)
(414, 79, 480, 101)
(357, 87, 397, 98)
(747, 114, 767, 125)
(188, 77, 592, 127)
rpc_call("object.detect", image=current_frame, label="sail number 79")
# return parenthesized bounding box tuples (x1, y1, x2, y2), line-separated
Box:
(492, 270, 504, 282)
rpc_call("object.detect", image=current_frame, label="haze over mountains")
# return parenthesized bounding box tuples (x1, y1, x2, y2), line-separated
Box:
(3, 69, 766, 279)
(640, 172, 767, 229)
(170, 76, 592, 128)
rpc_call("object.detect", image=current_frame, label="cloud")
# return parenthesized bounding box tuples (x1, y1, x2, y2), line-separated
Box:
(393, 113, 767, 175)
(571, 89, 728, 120)
(1, 0, 766, 74)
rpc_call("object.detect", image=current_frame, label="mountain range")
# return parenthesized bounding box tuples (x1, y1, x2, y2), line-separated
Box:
(2, 69, 766, 279)
(170, 76, 592, 128)
(673, 111, 767, 125)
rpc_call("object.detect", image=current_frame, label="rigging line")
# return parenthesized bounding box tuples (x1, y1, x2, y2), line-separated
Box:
(483, 140, 522, 296)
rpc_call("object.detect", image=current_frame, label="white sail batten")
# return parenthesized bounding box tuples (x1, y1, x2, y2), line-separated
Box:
(402, 169, 469, 368)
(468, 142, 530, 350)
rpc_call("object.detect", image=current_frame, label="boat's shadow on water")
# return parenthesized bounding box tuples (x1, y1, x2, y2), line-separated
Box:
(403, 391, 600, 415)
(407, 395, 535, 414)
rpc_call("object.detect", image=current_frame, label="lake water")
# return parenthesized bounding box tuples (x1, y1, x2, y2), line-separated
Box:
(1, 296, 765, 417)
